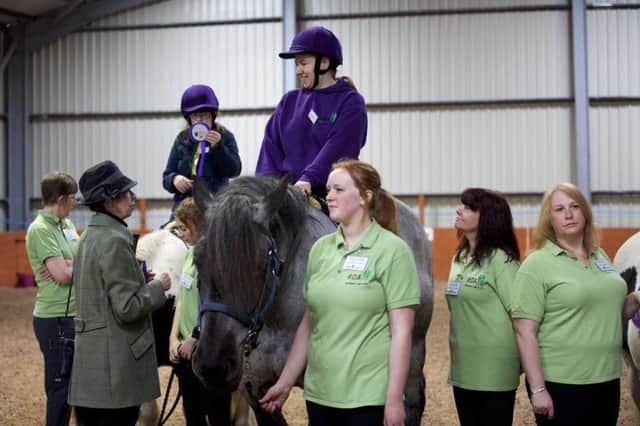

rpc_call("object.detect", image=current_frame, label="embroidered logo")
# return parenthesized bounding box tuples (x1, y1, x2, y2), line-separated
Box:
(477, 274, 487, 286)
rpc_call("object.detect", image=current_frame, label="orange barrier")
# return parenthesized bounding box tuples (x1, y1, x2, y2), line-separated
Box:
(1, 227, 638, 287)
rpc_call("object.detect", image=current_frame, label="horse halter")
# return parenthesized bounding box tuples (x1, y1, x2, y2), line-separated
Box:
(198, 237, 285, 358)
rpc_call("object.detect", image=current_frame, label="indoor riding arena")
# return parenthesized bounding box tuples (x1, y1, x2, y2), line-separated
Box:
(1, 1, 639, 425)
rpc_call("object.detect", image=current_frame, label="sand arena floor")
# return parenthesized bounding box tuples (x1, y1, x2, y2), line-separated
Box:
(0, 283, 636, 425)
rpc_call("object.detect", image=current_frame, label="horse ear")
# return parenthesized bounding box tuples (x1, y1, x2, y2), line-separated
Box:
(253, 174, 290, 225)
(192, 176, 214, 213)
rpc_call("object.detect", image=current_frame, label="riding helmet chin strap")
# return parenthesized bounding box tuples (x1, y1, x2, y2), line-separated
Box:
(312, 54, 332, 89)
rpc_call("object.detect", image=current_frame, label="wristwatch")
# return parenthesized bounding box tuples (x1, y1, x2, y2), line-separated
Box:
(191, 326, 200, 339)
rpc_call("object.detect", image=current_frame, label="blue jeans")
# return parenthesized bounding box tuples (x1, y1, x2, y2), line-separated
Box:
(33, 316, 75, 426)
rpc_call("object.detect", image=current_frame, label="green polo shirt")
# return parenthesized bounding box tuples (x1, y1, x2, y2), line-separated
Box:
(26, 210, 79, 317)
(302, 220, 420, 408)
(511, 241, 626, 384)
(177, 248, 198, 340)
(446, 249, 520, 391)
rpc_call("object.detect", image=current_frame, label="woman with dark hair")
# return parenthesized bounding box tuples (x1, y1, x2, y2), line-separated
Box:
(259, 160, 419, 426)
(26, 171, 79, 426)
(511, 183, 640, 425)
(163, 84, 241, 212)
(255, 26, 367, 201)
(446, 188, 521, 426)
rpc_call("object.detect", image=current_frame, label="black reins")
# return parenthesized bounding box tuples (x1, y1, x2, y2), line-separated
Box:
(198, 237, 285, 357)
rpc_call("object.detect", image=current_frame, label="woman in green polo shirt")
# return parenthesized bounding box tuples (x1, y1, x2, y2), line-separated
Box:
(168, 197, 231, 425)
(447, 188, 521, 426)
(512, 182, 640, 425)
(26, 171, 79, 426)
(259, 160, 420, 426)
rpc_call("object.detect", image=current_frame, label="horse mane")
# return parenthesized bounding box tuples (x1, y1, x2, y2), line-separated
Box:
(197, 176, 308, 309)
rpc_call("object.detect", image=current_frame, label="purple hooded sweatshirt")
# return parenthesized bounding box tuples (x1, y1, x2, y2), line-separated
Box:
(255, 78, 367, 195)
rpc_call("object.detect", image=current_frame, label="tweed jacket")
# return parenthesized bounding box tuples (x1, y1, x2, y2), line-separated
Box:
(68, 212, 167, 408)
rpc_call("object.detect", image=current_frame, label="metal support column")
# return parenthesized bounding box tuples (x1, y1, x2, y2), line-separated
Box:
(571, 0, 591, 201)
(7, 30, 29, 230)
(282, 0, 298, 93)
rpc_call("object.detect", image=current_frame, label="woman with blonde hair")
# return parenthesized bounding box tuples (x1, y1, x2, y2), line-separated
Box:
(511, 182, 640, 425)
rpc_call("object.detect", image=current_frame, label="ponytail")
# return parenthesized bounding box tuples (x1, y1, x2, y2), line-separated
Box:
(371, 188, 398, 235)
(341, 76, 358, 91)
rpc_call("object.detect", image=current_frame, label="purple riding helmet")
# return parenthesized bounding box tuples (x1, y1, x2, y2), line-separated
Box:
(279, 26, 343, 88)
(180, 84, 219, 117)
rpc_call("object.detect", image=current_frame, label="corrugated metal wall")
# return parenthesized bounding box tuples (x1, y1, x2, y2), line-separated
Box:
(30, 0, 282, 200)
(590, 106, 640, 192)
(302, 0, 568, 15)
(90, 0, 281, 26)
(588, 9, 640, 97)
(588, 9, 640, 193)
(311, 12, 571, 103)
(15, 0, 640, 228)
(31, 24, 282, 113)
(363, 106, 572, 193)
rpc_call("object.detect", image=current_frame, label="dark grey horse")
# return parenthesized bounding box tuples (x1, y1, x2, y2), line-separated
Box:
(192, 175, 433, 425)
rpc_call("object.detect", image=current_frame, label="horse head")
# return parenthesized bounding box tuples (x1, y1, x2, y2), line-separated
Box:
(191, 175, 308, 395)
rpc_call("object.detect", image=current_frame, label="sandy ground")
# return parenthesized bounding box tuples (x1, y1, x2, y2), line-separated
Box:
(1, 282, 637, 425)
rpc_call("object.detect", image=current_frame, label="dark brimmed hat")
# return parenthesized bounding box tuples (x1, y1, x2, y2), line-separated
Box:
(279, 26, 343, 65)
(78, 161, 137, 206)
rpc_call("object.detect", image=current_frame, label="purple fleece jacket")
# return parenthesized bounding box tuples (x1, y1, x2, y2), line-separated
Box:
(255, 78, 367, 192)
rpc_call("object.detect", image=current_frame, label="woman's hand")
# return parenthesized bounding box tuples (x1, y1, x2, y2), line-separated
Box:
(178, 337, 197, 360)
(169, 337, 181, 364)
(173, 175, 193, 193)
(384, 397, 405, 426)
(294, 180, 311, 196)
(158, 272, 171, 291)
(39, 264, 54, 281)
(205, 130, 222, 147)
(258, 380, 292, 413)
(531, 389, 554, 419)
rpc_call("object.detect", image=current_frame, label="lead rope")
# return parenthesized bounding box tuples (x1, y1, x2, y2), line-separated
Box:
(157, 370, 181, 426)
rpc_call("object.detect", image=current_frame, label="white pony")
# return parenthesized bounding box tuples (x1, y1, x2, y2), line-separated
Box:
(135, 228, 256, 426)
(614, 231, 640, 411)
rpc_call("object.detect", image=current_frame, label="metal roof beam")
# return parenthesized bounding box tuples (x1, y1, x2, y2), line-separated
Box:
(24, 0, 165, 52)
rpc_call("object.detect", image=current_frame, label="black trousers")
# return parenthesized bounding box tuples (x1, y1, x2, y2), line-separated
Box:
(452, 386, 516, 426)
(74, 406, 139, 426)
(527, 379, 619, 426)
(33, 316, 75, 426)
(305, 400, 384, 426)
(174, 361, 232, 426)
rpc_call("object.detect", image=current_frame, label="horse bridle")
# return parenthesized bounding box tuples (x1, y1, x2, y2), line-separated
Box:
(198, 237, 285, 358)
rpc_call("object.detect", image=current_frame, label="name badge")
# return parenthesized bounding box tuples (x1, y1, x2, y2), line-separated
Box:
(343, 256, 368, 271)
(307, 109, 318, 124)
(181, 273, 193, 289)
(63, 228, 79, 241)
(594, 258, 615, 273)
(445, 281, 461, 296)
